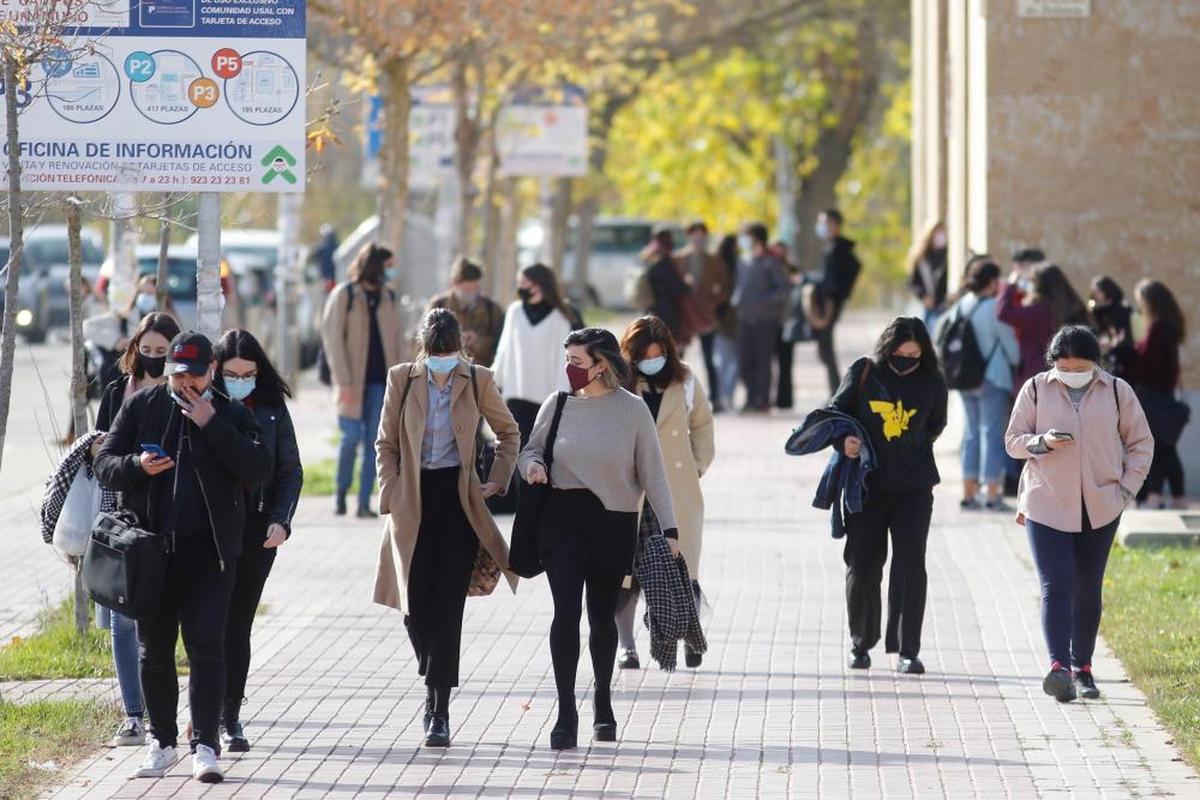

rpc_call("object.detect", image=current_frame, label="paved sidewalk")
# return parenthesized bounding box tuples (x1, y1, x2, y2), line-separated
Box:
(15, 314, 1195, 798)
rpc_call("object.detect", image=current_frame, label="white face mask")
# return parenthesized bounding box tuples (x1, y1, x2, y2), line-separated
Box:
(1053, 367, 1094, 389)
(931, 231, 948, 249)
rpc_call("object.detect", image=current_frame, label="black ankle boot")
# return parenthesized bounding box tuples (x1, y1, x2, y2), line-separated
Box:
(593, 695, 616, 742)
(550, 710, 578, 751)
(423, 687, 435, 734)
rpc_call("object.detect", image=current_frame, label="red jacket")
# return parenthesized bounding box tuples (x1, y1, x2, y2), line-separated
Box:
(996, 283, 1054, 395)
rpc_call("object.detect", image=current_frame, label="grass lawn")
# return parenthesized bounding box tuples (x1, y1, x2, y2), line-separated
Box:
(0, 698, 112, 800)
(302, 457, 362, 498)
(0, 597, 186, 681)
(1102, 545, 1200, 769)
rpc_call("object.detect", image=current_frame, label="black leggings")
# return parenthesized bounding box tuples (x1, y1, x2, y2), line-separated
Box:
(224, 512, 277, 719)
(843, 489, 933, 658)
(406, 467, 479, 688)
(541, 489, 637, 715)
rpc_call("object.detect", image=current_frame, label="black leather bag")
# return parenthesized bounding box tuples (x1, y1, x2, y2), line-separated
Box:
(508, 392, 568, 579)
(1137, 386, 1191, 445)
(82, 510, 169, 621)
(468, 366, 496, 483)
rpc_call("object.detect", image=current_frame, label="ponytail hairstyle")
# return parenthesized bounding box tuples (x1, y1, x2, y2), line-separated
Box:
(417, 307, 467, 359)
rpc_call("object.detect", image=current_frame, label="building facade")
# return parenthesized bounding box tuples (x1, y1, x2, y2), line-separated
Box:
(913, 0, 1200, 493)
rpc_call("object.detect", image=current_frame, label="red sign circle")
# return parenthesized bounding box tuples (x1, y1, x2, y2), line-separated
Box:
(211, 48, 242, 79)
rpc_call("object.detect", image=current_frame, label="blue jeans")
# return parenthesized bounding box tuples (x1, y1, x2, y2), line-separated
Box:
(97, 604, 143, 717)
(713, 334, 739, 409)
(337, 382, 386, 509)
(960, 380, 1010, 484)
(1026, 517, 1119, 669)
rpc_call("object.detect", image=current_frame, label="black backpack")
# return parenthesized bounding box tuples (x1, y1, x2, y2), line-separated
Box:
(937, 300, 995, 391)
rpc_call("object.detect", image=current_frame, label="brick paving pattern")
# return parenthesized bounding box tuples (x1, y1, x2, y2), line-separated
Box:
(8, 315, 1194, 798)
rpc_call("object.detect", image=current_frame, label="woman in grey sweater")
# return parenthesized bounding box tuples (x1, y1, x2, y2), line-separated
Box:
(519, 327, 679, 750)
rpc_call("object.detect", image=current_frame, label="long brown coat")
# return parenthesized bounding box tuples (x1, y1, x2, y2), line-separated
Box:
(675, 243, 732, 325)
(320, 281, 404, 421)
(634, 365, 715, 578)
(372, 361, 520, 614)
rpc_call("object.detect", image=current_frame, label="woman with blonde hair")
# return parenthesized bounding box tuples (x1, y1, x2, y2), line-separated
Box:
(373, 308, 521, 748)
(615, 315, 714, 669)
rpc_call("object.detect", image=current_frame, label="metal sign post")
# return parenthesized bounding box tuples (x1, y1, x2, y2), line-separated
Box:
(195, 193, 223, 342)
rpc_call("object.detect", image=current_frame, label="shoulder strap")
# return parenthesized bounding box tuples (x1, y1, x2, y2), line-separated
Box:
(397, 366, 416, 431)
(1113, 377, 1121, 429)
(857, 359, 872, 396)
(543, 392, 569, 473)
(345, 283, 355, 312)
(469, 365, 485, 434)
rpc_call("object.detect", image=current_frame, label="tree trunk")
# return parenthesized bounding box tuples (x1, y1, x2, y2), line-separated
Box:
(479, 125, 503, 297)
(496, 177, 521, 300)
(451, 55, 480, 258)
(64, 199, 88, 440)
(571, 97, 622, 303)
(378, 58, 412, 304)
(195, 193, 223, 341)
(0, 54, 28, 476)
(546, 177, 573, 275)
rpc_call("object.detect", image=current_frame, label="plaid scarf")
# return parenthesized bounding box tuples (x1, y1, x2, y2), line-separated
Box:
(634, 507, 707, 672)
(40, 431, 117, 544)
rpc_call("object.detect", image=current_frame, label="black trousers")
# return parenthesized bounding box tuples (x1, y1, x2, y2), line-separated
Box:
(139, 535, 236, 752)
(737, 320, 777, 410)
(843, 489, 933, 658)
(1141, 440, 1184, 499)
(223, 511, 277, 719)
(405, 467, 478, 689)
(815, 323, 840, 397)
(542, 489, 637, 711)
(699, 332, 722, 410)
(775, 329, 794, 409)
(490, 398, 540, 514)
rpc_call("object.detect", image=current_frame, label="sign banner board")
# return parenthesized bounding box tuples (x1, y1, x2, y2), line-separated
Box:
(1, 0, 306, 193)
(1017, 0, 1090, 17)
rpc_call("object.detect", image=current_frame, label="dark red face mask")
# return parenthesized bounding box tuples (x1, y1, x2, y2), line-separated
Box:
(565, 363, 593, 393)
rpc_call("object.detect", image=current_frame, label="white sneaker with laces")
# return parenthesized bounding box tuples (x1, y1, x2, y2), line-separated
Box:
(111, 716, 146, 747)
(133, 740, 178, 778)
(191, 744, 224, 784)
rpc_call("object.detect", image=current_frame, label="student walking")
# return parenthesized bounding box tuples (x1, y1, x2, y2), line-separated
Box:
(712, 234, 741, 411)
(518, 328, 680, 750)
(615, 316, 715, 670)
(1088, 275, 1134, 378)
(732, 223, 789, 412)
(996, 258, 1089, 392)
(93, 312, 181, 748)
(941, 260, 1020, 510)
(320, 243, 403, 518)
(829, 317, 947, 674)
(812, 209, 863, 396)
(677, 221, 730, 411)
(373, 309, 521, 747)
(906, 220, 949, 331)
(640, 228, 693, 346)
(95, 332, 271, 783)
(425, 257, 506, 367)
(1006, 326, 1153, 702)
(212, 330, 304, 753)
(491, 264, 580, 511)
(1118, 280, 1188, 508)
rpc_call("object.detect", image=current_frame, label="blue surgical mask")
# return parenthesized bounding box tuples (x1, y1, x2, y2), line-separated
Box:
(225, 376, 256, 402)
(638, 356, 667, 376)
(168, 384, 213, 408)
(738, 235, 753, 254)
(384, 267, 400, 282)
(135, 293, 156, 316)
(426, 355, 460, 375)
(815, 220, 830, 240)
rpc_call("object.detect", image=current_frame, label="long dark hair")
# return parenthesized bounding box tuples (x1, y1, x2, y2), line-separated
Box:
(119, 312, 181, 379)
(620, 315, 686, 391)
(1135, 279, 1186, 344)
(213, 329, 293, 406)
(347, 242, 392, 286)
(521, 263, 567, 313)
(871, 316, 940, 375)
(1090, 275, 1125, 306)
(1030, 264, 1089, 330)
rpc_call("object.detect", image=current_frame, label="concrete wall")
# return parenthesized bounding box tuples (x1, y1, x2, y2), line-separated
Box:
(914, 0, 1200, 493)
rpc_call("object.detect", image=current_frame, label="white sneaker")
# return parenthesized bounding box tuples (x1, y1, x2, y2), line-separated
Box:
(191, 744, 224, 784)
(111, 716, 146, 747)
(133, 740, 178, 778)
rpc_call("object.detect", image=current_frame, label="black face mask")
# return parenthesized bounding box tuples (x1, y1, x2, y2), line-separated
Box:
(517, 287, 533, 303)
(889, 355, 920, 375)
(140, 355, 166, 379)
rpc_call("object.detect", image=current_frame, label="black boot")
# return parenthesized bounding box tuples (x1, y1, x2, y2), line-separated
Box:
(422, 687, 435, 735)
(424, 687, 451, 747)
(550, 707, 578, 751)
(593, 689, 616, 743)
(335, 494, 347, 516)
(221, 701, 249, 753)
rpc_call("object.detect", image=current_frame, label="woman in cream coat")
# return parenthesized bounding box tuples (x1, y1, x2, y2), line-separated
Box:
(616, 315, 716, 668)
(373, 309, 520, 747)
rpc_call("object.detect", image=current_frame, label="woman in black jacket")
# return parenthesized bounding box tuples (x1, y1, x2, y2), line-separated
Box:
(829, 317, 948, 675)
(212, 330, 304, 752)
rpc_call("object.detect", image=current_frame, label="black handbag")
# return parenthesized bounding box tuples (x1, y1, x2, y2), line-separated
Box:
(1136, 386, 1191, 445)
(468, 365, 496, 483)
(82, 510, 169, 621)
(508, 392, 568, 579)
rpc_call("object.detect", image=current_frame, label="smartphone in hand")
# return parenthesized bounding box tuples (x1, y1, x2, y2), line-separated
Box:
(140, 443, 169, 459)
(1047, 429, 1075, 442)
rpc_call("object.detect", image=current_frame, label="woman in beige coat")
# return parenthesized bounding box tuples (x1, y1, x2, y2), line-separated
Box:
(616, 315, 715, 669)
(320, 243, 404, 518)
(372, 309, 520, 748)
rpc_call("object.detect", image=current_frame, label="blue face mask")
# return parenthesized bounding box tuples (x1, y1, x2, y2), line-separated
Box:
(815, 220, 830, 240)
(225, 376, 256, 402)
(384, 267, 400, 282)
(168, 384, 213, 408)
(738, 235, 753, 254)
(638, 356, 667, 376)
(426, 355, 460, 375)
